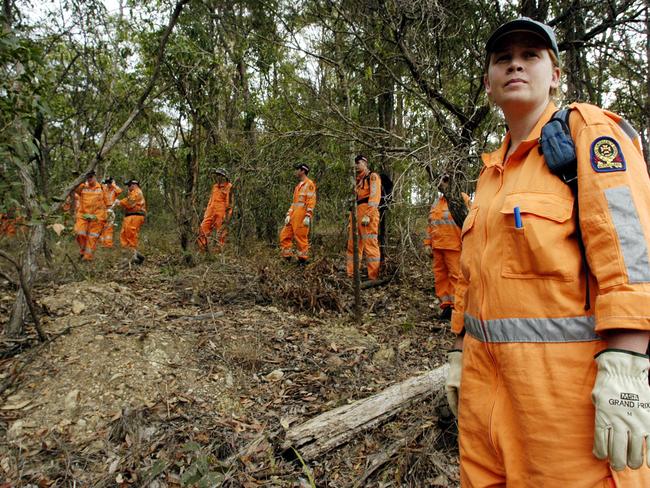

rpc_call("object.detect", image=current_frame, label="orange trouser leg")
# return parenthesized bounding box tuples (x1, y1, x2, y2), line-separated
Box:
(361, 209, 380, 280)
(120, 216, 144, 250)
(198, 214, 215, 252)
(77, 219, 104, 261)
(100, 223, 114, 248)
(292, 215, 310, 261)
(279, 222, 295, 258)
(346, 215, 360, 277)
(432, 249, 460, 308)
(459, 335, 650, 487)
(75, 218, 89, 258)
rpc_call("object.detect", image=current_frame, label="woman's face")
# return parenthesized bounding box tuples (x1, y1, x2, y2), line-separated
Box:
(484, 33, 560, 114)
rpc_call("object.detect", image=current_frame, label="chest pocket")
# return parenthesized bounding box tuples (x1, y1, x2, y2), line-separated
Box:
(500, 193, 579, 281)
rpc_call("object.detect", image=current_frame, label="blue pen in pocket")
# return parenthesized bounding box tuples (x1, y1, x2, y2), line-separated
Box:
(514, 206, 523, 229)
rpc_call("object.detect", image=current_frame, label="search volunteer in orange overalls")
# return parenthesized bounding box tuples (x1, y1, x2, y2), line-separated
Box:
(280, 163, 317, 264)
(99, 176, 122, 248)
(446, 17, 650, 487)
(198, 168, 233, 252)
(347, 155, 382, 281)
(424, 175, 471, 320)
(112, 179, 146, 264)
(74, 170, 111, 261)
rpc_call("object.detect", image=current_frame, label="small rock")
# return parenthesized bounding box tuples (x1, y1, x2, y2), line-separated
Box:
(431, 474, 449, 486)
(72, 300, 86, 315)
(265, 369, 284, 382)
(7, 420, 24, 440)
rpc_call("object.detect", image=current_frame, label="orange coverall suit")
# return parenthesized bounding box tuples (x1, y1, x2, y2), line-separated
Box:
(74, 182, 110, 260)
(280, 177, 316, 261)
(424, 194, 469, 310)
(452, 102, 650, 487)
(347, 171, 381, 280)
(198, 182, 233, 251)
(117, 187, 146, 250)
(99, 182, 122, 247)
(0, 212, 18, 237)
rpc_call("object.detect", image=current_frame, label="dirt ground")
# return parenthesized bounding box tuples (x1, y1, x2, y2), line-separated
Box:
(0, 247, 459, 487)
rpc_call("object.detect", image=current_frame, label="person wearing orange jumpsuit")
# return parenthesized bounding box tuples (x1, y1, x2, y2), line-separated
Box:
(74, 170, 111, 261)
(446, 18, 650, 487)
(113, 179, 146, 263)
(279, 163, 316, 263)
(0, 208, 18, 238)
(424, 181, 470, 320)
(99, 177, 122, 248)
(347, 155, 381, 280)
(198, 168, 233, 252)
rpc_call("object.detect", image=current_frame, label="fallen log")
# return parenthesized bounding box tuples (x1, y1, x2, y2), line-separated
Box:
(283, 364, 448, 460)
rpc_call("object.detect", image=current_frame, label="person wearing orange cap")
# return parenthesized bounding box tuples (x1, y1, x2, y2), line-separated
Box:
(446, 17, 650, 487)
(197, 168, 233, 252)
(99, 176, 122, 248)
(74, 170, 111, 261)
(112, 179, 146, 264)
(280, 163, 317, 264)
(423, 175, 470, 320)
(347, 155, 381, 280)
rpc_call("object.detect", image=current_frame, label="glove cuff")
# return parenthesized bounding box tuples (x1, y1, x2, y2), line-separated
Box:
(594, 348, 649, 360)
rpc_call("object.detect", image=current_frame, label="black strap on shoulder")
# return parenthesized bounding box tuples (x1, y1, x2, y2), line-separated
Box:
(540, 108, 591, 311)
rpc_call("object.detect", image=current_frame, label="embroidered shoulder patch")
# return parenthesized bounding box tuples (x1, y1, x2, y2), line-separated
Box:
(591, 136, 626, 173)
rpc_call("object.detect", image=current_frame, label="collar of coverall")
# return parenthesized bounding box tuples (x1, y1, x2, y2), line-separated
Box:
(481, 101, 557, 168)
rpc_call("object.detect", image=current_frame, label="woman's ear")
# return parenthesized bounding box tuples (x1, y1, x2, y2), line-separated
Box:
(550, 65, 561, 90)
(483, 72, 492, 97)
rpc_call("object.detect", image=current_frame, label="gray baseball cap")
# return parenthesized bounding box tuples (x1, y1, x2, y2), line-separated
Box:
(486, 17, 559, 58)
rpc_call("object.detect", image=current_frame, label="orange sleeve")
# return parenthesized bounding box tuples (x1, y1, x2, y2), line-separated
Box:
(451, 205, 479, 335)
(571, 103, 650, 333)
(368, 173, 381, 208)
(304, 181, 316, 216)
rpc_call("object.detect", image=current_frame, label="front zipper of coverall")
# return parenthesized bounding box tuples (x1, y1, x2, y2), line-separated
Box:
(479, 163, 505, 459)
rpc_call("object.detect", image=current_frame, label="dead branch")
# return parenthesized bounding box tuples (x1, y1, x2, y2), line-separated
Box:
(283, 365, 449, 461)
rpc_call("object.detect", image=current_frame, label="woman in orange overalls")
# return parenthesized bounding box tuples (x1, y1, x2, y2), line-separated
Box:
(446, 18, 650, 487)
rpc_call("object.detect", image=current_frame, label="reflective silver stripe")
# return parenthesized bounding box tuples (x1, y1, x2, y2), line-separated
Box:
(302, 192, 315, 197)
(361, 234, 378, 240)
(464, 313, 599, 343)
(368, 202, 379, 207)
(88, 232, 100, 237)
(440, 295, 454, 303)
(618, 118, 639, 142)
(76, 231, 88, 236)
(366, 257, 381, 263)
(82, 188, 103, 193)
(292, 202, 305, 207)
(604, 186, 650, 283)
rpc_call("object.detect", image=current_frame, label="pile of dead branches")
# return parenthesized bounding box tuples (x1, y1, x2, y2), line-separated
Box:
(257, 258, 350, 313)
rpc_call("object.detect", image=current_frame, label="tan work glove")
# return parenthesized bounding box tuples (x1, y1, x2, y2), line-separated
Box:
(107, 209, 115, 224)
(445, 350, 463, 417)
(592, 349, 650, 471)
(361, 215, 370, 226)
(284, 215, 290, 226)
(302, 216, 311, 227)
